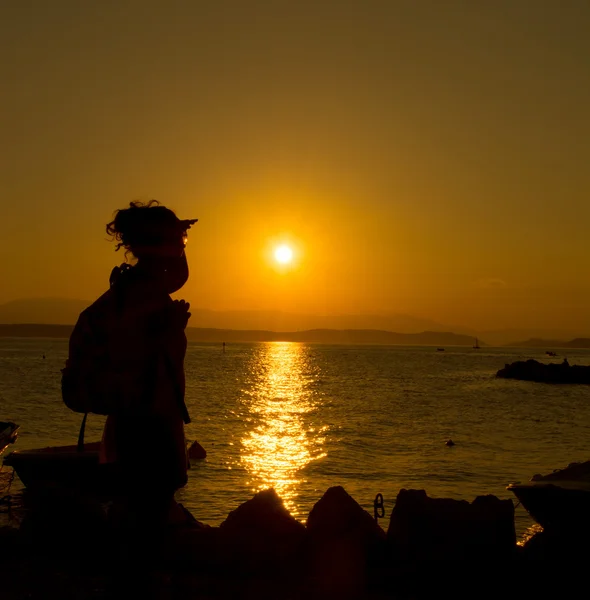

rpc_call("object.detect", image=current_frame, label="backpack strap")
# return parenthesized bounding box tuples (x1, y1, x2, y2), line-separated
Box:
(77, 413, 88, 453)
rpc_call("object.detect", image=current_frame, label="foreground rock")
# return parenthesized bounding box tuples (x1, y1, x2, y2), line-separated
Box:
(6, 484, 590, 599)
(496, 359, 590, 383)
(387, 489, 516, 561)
(218, 488, 306, 574)
(305, 486, 386, 597)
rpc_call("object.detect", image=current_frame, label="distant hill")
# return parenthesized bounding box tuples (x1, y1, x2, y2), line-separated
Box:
(0, 324, 75, 338)
(0, 323, 481, 346)
(185, 308, 461, 334)
(507, 338, 590, 349)
(3, 298, 586, 346)
(0, 298, 90, 325)
(184, 328, 480, 345)
(478, 328, 585, 347)
(0, 297, 459, 333)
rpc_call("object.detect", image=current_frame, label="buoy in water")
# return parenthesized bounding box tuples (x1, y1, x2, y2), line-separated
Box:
(187, 440, 207, 459)
(445, 439, 455, 447)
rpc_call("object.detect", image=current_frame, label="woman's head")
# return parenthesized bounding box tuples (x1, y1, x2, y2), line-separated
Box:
(107, 200, 197, 293)
(106, 200, 197, 259)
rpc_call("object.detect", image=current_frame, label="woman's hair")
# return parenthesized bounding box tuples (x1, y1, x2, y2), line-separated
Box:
(106, 200, 182, 252)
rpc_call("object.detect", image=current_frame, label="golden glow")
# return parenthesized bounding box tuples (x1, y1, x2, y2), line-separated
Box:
(274, 244, 293, 264)
(240, 342, 327, 516)
(5, 4, 590, 336)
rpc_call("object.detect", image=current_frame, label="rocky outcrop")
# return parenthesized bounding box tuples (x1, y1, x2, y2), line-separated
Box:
(387, 489, 516, 561)
(8, 484, 581, 599)
(305, 486, 386, 597)
(306, 486, 386, 544)
(218, 488, 306, 573)
(496, 359, 590, 383)
(18, 487, 108, 559)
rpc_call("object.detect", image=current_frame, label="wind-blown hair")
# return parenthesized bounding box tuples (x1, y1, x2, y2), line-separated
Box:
(106, 200, 182, 253)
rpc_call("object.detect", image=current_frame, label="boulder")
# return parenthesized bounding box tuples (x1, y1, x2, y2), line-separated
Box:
(19, 487, 108, 560)
(387, 489, 516, 562)
(160, 522, 220, 573)
(306, 486, 386, 544)
(496, 359, 590, 384)
(218, 488, 306, 574)
(305, 486, 386, 598)
(0, 526, 23, 561)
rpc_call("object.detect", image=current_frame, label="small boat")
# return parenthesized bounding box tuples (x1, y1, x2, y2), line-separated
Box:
(0, 421, 19, 455)
(3, 415, 204, 496)
(473, 337, 480, 349)
(546, 351, 558, 357)
(3, 413, 119, 496)
(3, 441, 119, 497)
(507, 461, 590, 530)
(436, 348, 445, 352)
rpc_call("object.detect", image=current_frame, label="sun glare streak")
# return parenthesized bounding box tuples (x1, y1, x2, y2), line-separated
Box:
(240, 342, 327, 516)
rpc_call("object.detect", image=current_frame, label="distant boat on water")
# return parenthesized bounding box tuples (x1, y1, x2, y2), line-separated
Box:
(473, 337, 480, 349)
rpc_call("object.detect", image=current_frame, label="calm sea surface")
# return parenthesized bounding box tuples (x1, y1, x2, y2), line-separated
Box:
(2, 338, 590, 538)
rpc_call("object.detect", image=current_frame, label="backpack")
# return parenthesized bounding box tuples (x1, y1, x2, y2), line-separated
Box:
(61, 269, 158, 416)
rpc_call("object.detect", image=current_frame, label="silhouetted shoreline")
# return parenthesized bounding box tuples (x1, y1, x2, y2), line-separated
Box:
(4, 324, 590, 348)
(0, 324, 480, 345)
(0, 484, 586, 599)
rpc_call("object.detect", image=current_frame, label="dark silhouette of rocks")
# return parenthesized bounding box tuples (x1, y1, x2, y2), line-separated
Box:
(18, 487, 107, 559)
(496, 359, 590, 383)
(218, 488, 306, 574)
(305, 486, 387, 597)
(0, 484, 587, 599)
(307, 486, 386, 543)
(387, 489, 515, 562)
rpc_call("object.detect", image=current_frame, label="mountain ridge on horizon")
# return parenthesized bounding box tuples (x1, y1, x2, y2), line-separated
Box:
(4, 323, 590, 348)
(0, 323, 482, 346)
(0, 297, 586, 346)
(0, 297, 463, 333)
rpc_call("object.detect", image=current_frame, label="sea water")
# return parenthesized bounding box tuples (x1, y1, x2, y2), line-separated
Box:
(2, 337, 590, 538)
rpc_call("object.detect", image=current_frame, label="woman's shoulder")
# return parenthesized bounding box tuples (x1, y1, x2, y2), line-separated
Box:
(77, 269, 167, 328)
(111, 266, 171, 304)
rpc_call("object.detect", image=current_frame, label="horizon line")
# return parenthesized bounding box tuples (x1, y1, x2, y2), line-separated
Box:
(2, 323, 590, 347)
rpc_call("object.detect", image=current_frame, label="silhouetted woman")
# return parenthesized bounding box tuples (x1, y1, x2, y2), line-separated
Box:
(99, 200, 197, 530)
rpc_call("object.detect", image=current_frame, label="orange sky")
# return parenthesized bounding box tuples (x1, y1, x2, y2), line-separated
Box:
(2, 1, 590, 333)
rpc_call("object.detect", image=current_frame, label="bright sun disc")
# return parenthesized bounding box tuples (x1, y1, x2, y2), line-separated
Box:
(274, 245, 293, 264)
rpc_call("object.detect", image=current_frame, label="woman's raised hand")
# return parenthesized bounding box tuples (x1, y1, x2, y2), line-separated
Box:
(171, 299, 191, 329)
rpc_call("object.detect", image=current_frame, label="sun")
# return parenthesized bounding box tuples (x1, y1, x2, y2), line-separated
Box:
(274, 244, 293, 264)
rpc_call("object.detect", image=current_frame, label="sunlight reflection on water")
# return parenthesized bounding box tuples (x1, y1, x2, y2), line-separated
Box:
(240, 342, 328, 516)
